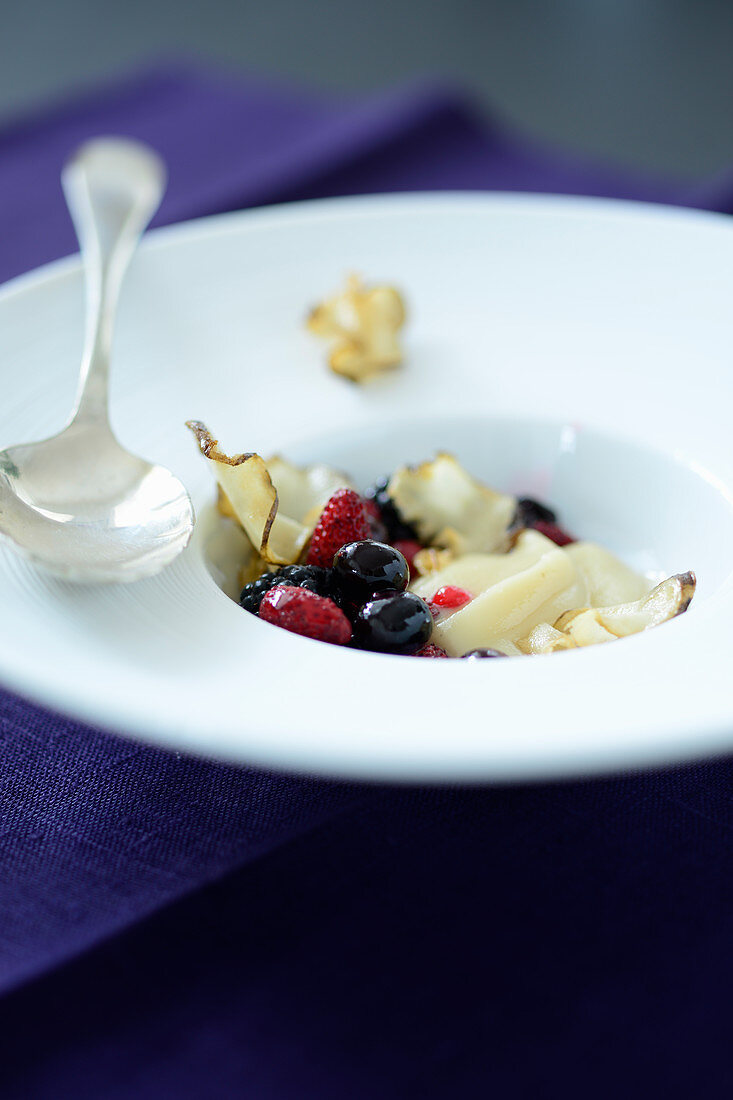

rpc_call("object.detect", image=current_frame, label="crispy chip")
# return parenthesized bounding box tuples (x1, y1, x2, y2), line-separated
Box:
(307, 274, 406, 382)
(188, 422, 353, 565)
(389, 453, 516, 556)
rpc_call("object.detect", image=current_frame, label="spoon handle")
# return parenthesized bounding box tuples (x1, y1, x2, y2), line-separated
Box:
(62, 138, 166, 427)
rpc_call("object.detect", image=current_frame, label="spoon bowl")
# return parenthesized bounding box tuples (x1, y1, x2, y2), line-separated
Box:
(0, 425, 193, 580)
(0, 138, 194, 582)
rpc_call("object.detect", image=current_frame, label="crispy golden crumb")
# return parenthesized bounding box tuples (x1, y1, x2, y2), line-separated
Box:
(412, 547, 456, 576)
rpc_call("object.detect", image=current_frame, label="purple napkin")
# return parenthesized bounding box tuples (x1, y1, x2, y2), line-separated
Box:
(2, 64, 733, 1099)
(6, 62, 720, 286)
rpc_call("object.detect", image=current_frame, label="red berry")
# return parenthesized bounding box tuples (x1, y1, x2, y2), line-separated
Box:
(414, 643, 449, 658)
(431, 585, 472, 609)
(392, 539, 423, 574)
(259, 585, 352, 646)
(306, 489, 372, 568)
(533, 520, 575, 547)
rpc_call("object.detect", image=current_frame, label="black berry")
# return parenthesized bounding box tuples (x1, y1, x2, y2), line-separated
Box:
(364, 476, 419, 541)
(461, 648, 508, 659)
(354, 592, 433, 654)
(513, 497, 557, 529)
(333, 540, 410, 603)
(240, 564, 333, 615)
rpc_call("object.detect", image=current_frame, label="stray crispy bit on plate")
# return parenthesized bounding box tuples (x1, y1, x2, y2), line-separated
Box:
(306, 274, 406, 383)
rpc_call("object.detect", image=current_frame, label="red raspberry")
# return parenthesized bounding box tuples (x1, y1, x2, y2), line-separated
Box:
(306, 489, 371, 568)
(431, 585, 472, 609)
(533, 520, 575, 547)
(414, 643, 449, 658)
(259, 585, 352, 646)
(392, 539, 423, 574)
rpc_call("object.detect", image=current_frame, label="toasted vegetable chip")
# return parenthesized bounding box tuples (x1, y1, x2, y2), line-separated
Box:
(553, 572, 696, 646)
(307, 274, 406, 382)
(187, 422, 350, 565)
(389, 454, 516, 556)
(265, 456, 354, 529)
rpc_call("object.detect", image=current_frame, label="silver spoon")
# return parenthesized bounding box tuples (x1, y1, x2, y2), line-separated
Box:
(0, 138, 194, 582)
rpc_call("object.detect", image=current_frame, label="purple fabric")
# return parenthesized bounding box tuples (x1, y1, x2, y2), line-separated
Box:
(1, 64, 733, 1097)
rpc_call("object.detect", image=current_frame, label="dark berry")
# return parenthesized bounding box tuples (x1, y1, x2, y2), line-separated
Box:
(333, 540, 410, 603)
(510, 498, 575, 545)
(365, 476, 419, 541)
(532, 520, 575, 547)
(239, 564, 333, 614)
(514, 497, 557, 527)
(461, 648, 508, 659)
(354, 592, 433, 655)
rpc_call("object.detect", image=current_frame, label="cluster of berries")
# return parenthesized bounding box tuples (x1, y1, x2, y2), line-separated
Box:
(239, 481, 574, 656)
(512, 497, 574, 547)
(240, 487, 438, 655)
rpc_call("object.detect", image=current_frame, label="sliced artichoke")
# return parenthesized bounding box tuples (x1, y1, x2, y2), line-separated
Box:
(565, 542, 652, 606)
(388, 453, 516, 556)
(518, 623, 578, 655)
(412, 530, 660, 657)
(187, 422, 351, 565)
(553, 572, 696, 646)
(306, 274, 406, 382)
(410, 529, 566, 602)
(422, 532, 586, 657)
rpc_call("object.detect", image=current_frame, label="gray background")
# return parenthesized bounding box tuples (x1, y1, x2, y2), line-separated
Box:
(2, 0, 732, 179)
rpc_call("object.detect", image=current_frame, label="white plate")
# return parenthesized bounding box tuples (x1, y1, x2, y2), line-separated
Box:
(1, 192, 732, 781)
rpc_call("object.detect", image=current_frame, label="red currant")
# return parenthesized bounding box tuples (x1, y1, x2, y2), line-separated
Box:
(431, 585, 472, 609)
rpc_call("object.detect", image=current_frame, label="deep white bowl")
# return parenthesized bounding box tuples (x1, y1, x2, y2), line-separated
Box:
(0, 192, 731, 781)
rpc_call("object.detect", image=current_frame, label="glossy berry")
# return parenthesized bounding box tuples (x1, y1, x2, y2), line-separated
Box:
(333, 540, 410, 603)
(515, 497, 557, 527)
(461, 648, 508, 659)
(240, 564, 333, 614)
(354, 591, 433, 654)
(364, 476, 419, 541)
(392, 539, 423, 574)
(414, 643, 449, 658)
(431, 585, 472, 609)
(533, 520, 575, 547)
(306, 489, 371, 568)
(259, 585, 352, 646)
